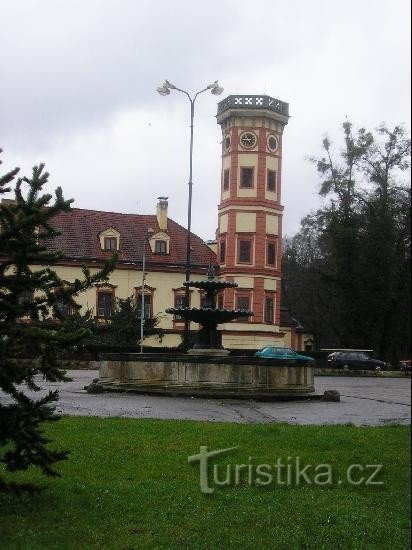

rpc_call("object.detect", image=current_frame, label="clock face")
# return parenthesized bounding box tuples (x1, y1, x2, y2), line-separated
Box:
(224, 134, 231, 152)
(239, 131, 257, 149)
(267, 134, 278, 152)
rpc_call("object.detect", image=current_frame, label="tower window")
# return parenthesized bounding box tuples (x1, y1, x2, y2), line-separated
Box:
(220, 239, 226, 263)
(267, 170, 277, 192)
(155, 240, 167, 254)
(238, 240, 252, 263)
(267, 242, 276, 266)
(104, 237, 117, 251)
(237, 295, 250, 321)
(223, 169, 230, 191)
(264, 297, 274, 323)
(240, 167, 254, 188)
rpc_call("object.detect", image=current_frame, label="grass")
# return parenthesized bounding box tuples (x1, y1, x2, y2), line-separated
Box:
(0, 417, 410, 549)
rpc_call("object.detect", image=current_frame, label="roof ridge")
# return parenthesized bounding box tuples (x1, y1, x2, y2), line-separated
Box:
(68, 207, 156, 218)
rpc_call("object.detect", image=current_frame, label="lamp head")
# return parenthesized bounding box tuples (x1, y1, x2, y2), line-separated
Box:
(208, 80, 224, 95)
(163, 79, 176, 90)
(211, 85, 224, 96)
(157, 86, 170, 96)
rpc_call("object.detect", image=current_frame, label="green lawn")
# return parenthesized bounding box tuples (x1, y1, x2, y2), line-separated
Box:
(0, 418, 410, 549)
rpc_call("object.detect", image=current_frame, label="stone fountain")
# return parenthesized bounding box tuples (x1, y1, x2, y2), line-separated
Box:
(165, 265, 253, 355)
(96, 266, 316, 399)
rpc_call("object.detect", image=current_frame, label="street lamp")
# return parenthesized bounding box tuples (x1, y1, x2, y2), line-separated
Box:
(157, 79, 223, 350)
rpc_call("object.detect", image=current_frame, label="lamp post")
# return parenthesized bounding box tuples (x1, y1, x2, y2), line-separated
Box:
(139, 248, 146, 354)
(157, 79, 224, 350)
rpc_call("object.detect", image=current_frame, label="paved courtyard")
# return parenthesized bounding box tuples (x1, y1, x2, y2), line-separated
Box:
(3, 370, 409, 426)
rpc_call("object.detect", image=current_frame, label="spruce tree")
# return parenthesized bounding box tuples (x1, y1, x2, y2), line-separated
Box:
(0, 150, 116, 492)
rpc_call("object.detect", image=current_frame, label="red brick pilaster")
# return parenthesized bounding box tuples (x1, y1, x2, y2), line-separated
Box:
(253, 277, 265, 323)
(255, 211, 266, 270)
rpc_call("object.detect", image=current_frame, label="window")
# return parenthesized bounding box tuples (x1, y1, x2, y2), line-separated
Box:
(237, 295, 250, 321)
(223, 169, 230, 191)
(18, 289, 33, 306)
(155, 240, 167, 254)
(220, 239, 226, 263)
(267, 169, 276, 192)
(237, 296, 250, 309)
(55, 296, 72, 317)
(240, 167, 254, 188)
(264, 297, 274, 323)
(174, 292, 188, 321)
(238, 240, 252, 263)
(97, 291, 113, 318)
(267, 242, 276, 266)
(104, 237, 117, 251)
(137, 293, 152, 318)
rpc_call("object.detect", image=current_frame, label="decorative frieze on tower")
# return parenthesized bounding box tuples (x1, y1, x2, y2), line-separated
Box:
(216, 94, 290, 349)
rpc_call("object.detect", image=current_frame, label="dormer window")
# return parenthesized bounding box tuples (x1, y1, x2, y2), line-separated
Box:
(148, 231, 170, 255)
(99, 228, 120, 251)
(104, 237, 117, 251)
(155, 240, 167, 254)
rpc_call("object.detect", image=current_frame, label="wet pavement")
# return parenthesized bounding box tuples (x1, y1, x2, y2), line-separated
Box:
(1, 370, 410, 426)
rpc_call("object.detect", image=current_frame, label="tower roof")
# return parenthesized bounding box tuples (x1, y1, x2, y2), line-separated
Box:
(217, 94, 289, 124)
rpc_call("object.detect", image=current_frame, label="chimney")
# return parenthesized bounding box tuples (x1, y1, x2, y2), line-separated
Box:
(156, 197, 168, 231)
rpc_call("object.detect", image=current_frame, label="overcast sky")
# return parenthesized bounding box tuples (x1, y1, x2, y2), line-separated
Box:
(1, 0, 410, 240)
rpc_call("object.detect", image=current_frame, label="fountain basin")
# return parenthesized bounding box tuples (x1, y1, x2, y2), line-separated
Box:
(165, 307, 253, 324)
(97, 353, 315, 399)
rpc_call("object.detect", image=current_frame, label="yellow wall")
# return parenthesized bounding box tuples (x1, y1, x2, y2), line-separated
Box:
(50, 264, 200, 331)
(219, 213, 228, 233)
(265, 214, 279, 235)
(236, 212, 256, 232)
(222, 333, 284, 349)
(36, 263, 309, 351)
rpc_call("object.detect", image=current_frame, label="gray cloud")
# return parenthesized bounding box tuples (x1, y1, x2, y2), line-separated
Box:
(1, 0, 410, 239)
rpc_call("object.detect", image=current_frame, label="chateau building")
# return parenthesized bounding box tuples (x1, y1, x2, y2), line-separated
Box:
(17, 93, 313, 350)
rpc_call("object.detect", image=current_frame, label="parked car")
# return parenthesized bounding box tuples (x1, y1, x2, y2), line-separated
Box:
(327, 351, 388, 370)
(399, 359, 411, 373)
(254, 347, 315, 364)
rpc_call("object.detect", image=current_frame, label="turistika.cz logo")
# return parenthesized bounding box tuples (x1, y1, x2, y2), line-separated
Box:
(188, 446, 384, 494)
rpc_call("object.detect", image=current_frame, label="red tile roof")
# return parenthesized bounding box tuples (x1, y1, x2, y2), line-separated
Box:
(46, 208, 216, 269)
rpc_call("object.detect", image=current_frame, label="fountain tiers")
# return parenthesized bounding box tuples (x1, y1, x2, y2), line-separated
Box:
(95, 267, 315, 399)
(165, 269, 253, 352)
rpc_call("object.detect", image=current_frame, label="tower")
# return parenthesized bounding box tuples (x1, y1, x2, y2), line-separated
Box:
(216, 94, 290, 349)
